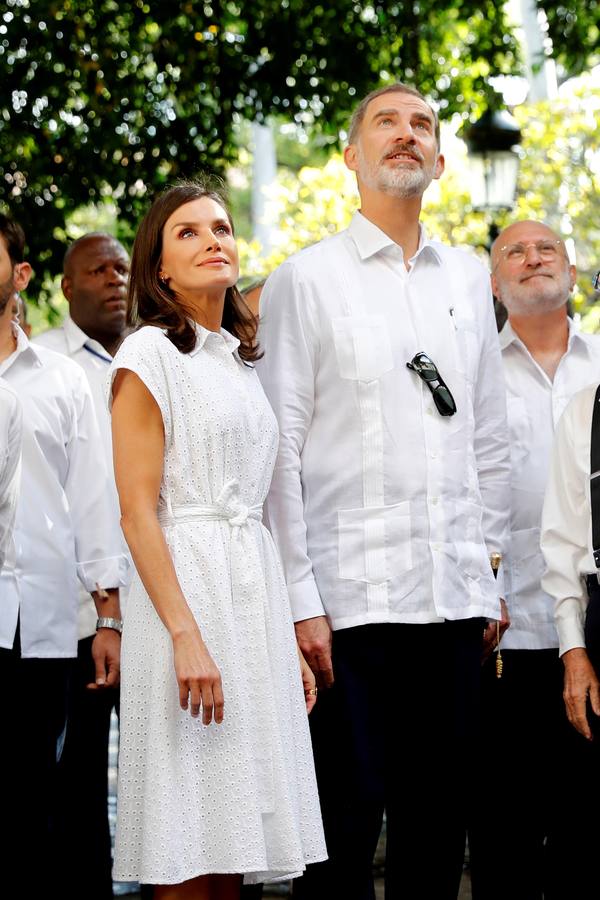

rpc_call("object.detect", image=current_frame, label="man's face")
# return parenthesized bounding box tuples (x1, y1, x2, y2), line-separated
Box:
(62, 236, 129, 338)
(344, 92, 444, 200)
(492, 221, 575, 318)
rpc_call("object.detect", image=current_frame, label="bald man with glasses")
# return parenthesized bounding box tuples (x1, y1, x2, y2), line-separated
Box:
(469, 221, 600, 900)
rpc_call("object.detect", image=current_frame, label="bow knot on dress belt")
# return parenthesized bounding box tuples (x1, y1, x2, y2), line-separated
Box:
(159, 480, 262, 530)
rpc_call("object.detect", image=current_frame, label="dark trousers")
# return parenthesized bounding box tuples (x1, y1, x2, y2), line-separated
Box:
(58, 634, 119, 900)
(470, 642, 600, 900)
(0, 624, 72, 895)
(293, 620, 484, 900)
(585, 575, 600, 732)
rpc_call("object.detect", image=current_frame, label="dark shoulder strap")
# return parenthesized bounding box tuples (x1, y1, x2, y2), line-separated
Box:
(591, 384, 600, 568)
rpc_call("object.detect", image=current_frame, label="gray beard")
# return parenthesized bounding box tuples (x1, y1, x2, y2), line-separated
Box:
(357, 147, 436, 199)
(375, 165, 432, 198)
(501, 271, 572, 317)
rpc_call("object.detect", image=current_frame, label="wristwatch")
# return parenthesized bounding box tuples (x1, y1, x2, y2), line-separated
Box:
(96, 616, 123, 634)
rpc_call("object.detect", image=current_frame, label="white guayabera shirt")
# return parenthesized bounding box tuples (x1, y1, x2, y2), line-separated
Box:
(0, 379, 22, 572)
(501, 320, 600, 650)
(35, 315, 131, 640)
(0, 327, 129, 658)
(258, 212, 510, 630)
(541, 383, 600, 656)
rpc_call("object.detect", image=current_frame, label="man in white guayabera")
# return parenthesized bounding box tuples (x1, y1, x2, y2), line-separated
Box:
(257, 83, 511, 900)
(469, 221, 600, 900)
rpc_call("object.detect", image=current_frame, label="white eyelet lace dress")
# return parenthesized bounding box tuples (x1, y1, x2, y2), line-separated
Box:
(108, 325, 326, 886)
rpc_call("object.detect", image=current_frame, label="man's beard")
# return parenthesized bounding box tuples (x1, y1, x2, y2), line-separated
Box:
(501, 268, 572, 317)
(0, 276, 14, 316)
(357, 143, 437, 199)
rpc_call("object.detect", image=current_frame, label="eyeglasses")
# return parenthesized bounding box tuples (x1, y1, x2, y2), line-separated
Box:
(406, 351, 457, 417)
(496, 239, 565, 265)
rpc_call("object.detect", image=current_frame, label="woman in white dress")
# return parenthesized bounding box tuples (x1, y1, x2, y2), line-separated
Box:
(109, 181, 326, 899)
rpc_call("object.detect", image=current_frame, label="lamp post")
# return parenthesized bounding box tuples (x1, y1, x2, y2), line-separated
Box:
(462, 99, 523, 329)
(462, 101, 523, 250)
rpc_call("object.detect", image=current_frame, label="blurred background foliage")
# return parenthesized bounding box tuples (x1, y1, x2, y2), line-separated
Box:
(0, 0, 598, 327)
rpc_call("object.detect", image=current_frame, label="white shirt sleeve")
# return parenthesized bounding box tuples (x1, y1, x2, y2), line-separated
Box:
(0, 387, 22, 571)
(66, 366, 128, 592)
(541, 388, 592, 655)
(257, 261, 326, 622)
(472, 271, 511, 598)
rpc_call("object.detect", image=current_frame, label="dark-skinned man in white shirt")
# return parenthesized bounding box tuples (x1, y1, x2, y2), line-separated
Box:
(36, 232, 131, 899)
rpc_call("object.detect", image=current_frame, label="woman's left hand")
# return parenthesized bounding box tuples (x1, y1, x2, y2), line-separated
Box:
(298, 645, 318, 714)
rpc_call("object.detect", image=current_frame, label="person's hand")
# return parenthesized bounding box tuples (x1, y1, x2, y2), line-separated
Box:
(481, 598, 510, 664)
(295, 616, 334, 689)
(88, 628, 121, 689)
(298, 645, 318, 713)
(562, 647, 600, 740)
(173, 628, 224, 725)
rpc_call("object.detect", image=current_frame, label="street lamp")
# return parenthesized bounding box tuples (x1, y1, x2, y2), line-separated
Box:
(462, 101, 522, 247)
(462, 98, 522, 330)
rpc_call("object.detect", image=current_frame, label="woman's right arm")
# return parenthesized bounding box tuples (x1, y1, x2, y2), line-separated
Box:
(111, 367, 224, 724)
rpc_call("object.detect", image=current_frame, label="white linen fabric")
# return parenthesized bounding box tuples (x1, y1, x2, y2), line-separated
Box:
(257, 212, 510, 630)
(35, 315, 131, 638)
(541, 382, 600, 656)
(0, 327, 128, 657)
(108, 325, 326, 885)
(0, 379, 22, 571)
(501, 320, 600, 649)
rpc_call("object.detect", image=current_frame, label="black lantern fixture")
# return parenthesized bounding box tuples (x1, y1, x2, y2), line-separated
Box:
(462, 99, 522, 245)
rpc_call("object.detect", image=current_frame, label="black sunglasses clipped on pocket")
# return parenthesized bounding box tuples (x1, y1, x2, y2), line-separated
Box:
(406, 351, 457, 417)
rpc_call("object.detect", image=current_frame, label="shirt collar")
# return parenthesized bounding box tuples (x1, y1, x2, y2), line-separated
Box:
(499, 316, 590, 354)
(189, 323, 241, 357)
(0, 324, 43, 377)
(63, 316, 113, 362)
(498, 320, 518, 350)
(347, 210, 442, 265)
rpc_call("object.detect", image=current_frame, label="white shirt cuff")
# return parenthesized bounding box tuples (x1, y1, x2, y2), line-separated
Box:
(557, 614, 587, 657)
(76, 554, 130, 593)
(287, 578, 327, 623)
(495, 562, 505, 602)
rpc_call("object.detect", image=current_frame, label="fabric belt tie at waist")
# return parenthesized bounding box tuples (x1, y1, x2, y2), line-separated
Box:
(158, 503, 262, 529)
(158, 479, 262, 531)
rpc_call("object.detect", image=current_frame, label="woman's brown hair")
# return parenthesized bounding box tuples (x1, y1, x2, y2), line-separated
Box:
(128, 178, 260, 362)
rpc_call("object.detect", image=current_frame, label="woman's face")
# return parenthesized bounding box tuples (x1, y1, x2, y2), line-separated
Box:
(160, 196, 239, 299)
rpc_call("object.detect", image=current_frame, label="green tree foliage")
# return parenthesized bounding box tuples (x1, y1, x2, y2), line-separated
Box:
(538, 1, 600, 78)
(1, 0, 520, 296)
